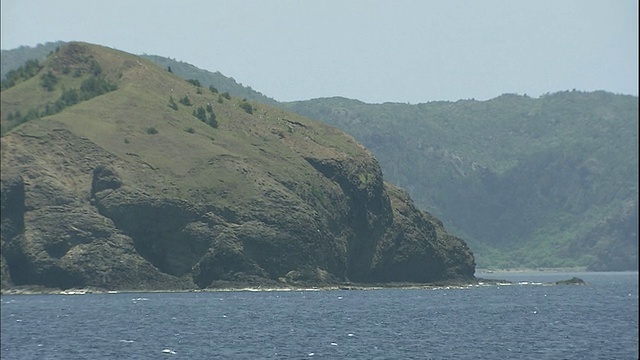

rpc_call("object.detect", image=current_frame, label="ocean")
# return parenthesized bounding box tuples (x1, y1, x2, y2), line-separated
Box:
(1, 271, 637, 359)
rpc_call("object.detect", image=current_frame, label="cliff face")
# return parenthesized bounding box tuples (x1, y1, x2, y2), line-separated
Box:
(0, 42, 474, 290)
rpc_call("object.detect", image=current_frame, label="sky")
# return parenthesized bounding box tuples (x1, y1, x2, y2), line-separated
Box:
(1, 0, 637, 104)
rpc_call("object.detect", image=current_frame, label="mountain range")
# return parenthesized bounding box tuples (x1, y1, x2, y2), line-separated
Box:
(2, 41, 637, 276)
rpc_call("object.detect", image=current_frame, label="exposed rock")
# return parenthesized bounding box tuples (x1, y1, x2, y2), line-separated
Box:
(555, 277, 586, 285)
(1, 171, 25, 241)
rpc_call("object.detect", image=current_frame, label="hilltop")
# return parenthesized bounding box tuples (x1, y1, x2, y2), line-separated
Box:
(0, 42, 475, 291)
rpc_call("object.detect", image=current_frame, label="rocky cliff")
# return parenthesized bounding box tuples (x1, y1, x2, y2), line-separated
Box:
(0, 42, 474, 291)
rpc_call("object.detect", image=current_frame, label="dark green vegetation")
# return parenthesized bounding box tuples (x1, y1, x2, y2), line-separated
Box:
(284, 94, 638, 271)
(3, 42, 637, 272)
(0, 42, 474, 291)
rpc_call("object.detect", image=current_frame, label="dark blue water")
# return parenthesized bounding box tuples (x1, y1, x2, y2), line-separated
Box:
(2, 272, 637, 359)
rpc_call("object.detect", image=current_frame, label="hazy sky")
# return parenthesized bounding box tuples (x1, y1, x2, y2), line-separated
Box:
(1, 0, 637, 104)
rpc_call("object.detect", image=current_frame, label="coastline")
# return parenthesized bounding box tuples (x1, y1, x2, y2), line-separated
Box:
(0, 272, 607, 296)
(1, 277, 510, 296)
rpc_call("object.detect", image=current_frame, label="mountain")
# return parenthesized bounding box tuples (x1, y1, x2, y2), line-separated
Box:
(3, 43, 636, 271)
(0, 42, 475, 291)
(284, 94, 638, 270)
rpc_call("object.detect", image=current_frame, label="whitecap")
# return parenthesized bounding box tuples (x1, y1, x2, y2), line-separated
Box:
(330, 342, 338, 346)
(347, 333, 354, 337)
(308, 353, 314, 356)
(119, 340, 135, 343)
(162, 349, 176, 354)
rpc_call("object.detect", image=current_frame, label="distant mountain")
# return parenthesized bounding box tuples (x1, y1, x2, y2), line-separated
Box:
(1, 41, 65, 80)
(0, 42, 474, 291)
(139, 55, 279, 106)
(284, 93, 638, 270)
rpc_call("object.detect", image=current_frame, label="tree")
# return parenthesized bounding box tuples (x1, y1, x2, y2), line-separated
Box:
(80, 76, 117, 98)
(179, 95, 192, 106)
(40, 71, 58, 91)
(239, 101, 253, 114)
(89, 60, 102, 76)
(59, 88, 79, 107)
(193, 106, 207, 122)
(187, 79, 201, 87)
(208, 112, 218, 128)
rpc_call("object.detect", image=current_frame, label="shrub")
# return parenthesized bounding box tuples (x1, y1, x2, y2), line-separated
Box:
(193, 106, 207, 122)
(59, 88, 80, 107)
(80, 76, 117, 98)
(239, 101, 253, 114)
(185, 127, 195, 134)
(187, 79, 201, 87)
(221, 92, 231, 100)
(208, 113, 218, 128)
(146, 127, 158, 135)
(40, 71, 58, 91)
(209, 85, 218, 93)
(89, 60, 102, 76)
(179, 95, 192, 106)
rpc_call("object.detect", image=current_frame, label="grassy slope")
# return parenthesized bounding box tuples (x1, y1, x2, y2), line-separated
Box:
(1, 43, 365, 212)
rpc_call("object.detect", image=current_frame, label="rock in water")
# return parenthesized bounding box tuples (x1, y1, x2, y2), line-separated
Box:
(555, 277, 586, 285)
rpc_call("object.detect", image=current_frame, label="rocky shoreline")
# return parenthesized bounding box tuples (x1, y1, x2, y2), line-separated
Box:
(0, 275, 589, 296)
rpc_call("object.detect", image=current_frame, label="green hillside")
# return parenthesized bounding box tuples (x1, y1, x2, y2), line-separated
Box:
(284, 93, 638, 270)
(0, 42, 474, 291)
(2, 43, 636, 271)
